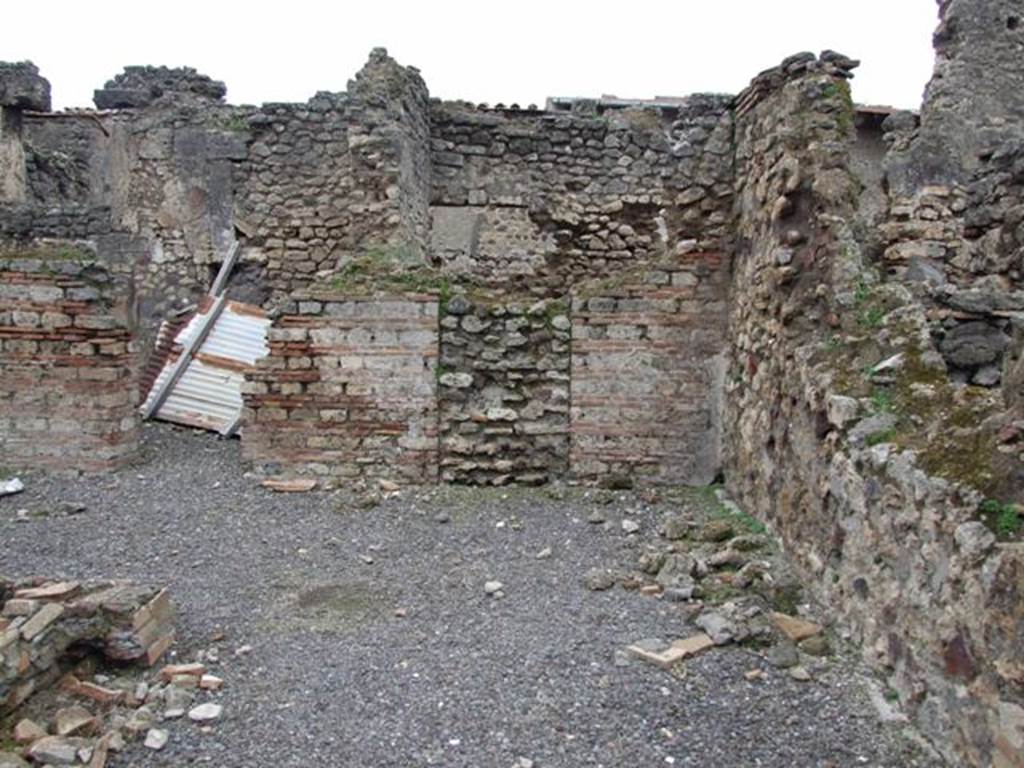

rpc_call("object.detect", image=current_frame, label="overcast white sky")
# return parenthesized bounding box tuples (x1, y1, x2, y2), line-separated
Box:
(7, 1, 939, 111)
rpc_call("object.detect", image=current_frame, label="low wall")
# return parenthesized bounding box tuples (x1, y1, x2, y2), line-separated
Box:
(0, 244, 138, 471)
(241, 291, 439, 485)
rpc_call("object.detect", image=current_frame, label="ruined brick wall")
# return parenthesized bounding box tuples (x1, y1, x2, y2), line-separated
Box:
(0, 244, 139, 471)
(438, 294, 570, 485)
(724, 46, 1023, 768)
(428, 98, 733, 294)
(9, 88, 239, 356)
(571, 255, 728, 486)
(0, 69, 147, 473)
(0, 578, 173, 715)
(241, 292, 438, 485)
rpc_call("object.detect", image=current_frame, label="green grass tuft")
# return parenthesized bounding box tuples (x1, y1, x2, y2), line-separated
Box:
(980, 498, 1022, 539)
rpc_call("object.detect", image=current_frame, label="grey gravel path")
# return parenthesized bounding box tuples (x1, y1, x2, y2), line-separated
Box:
(1, 424, 940, 767)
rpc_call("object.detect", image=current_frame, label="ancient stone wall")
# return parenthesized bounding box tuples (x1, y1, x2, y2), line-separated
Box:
(428, 98, 733, 294)
(2, 29, 1022, 765)
(879, 0, 1024, 398)
(571, 254, 728, 486)
(236, 49, 432, 301)
(438, 293, 571, 485)
(241, 291, 439, 485)
(0, 242, 139, 471)
(7, 79, 238, 357)
(725, 47, 1023, 768)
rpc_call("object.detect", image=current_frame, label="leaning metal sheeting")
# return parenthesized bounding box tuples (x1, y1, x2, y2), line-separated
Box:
(141, 300, 270, 435)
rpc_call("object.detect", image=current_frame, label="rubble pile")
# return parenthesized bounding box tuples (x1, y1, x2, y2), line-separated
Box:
(1, 578, 174, 716)
(0, 578, 231, 766)
(583, 490, 832, 680)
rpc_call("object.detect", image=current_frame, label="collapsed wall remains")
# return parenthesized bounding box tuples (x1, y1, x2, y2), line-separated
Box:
(0, 2, 1022, 764)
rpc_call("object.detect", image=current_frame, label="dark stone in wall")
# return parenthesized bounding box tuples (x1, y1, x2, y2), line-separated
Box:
(0, 61, 50, 111)
(94, 66, 227, 109)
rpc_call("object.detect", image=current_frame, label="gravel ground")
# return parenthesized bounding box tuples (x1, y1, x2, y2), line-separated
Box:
(1, 424, 942, 768)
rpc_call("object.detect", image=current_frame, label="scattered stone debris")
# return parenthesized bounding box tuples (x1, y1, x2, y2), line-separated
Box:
(187, 702, 223, 722)
(143, 728, 169, 750)
(1, 650, 231, 766)
(771, 612, 823, 642)
(587, 489, 838, 690)
(789, 666, 812, 683)
(260, 478, 318, 493)
(627, 633, 715, 669)
(27, 735, 88, 765)
(13, 719, 46, 744)
(767, 641, 800, 669)
(583, 568, 617, 591)
(1, 578, 173, 716)
(695, 611, 737, 645)
(0, 752, 28, 768)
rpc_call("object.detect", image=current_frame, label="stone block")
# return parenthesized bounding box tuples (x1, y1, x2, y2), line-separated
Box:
(18, 603, 63, 642)
(0, 62, 51, 110)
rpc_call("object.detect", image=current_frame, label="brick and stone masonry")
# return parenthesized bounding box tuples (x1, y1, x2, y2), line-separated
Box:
(438, 293, 571, 485)
(570, 253, 728, 486)
(241, 291, 439, 485)
(0, 245, 139, 471)
(1, 1, 1023, 763)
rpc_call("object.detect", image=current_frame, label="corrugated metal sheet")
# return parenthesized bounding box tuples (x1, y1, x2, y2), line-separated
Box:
(141, 301, 271, 435)
(177, 304, 269, 366)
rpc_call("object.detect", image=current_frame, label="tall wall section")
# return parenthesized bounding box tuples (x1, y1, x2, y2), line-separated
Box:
(0, 65, 146, 470)
(0, 51, 438, 474)
(424, 96, 735, 486)
(570, 253, 728, 486)
(725, 43, 1023, 768)
(235, 48, 433, 300)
